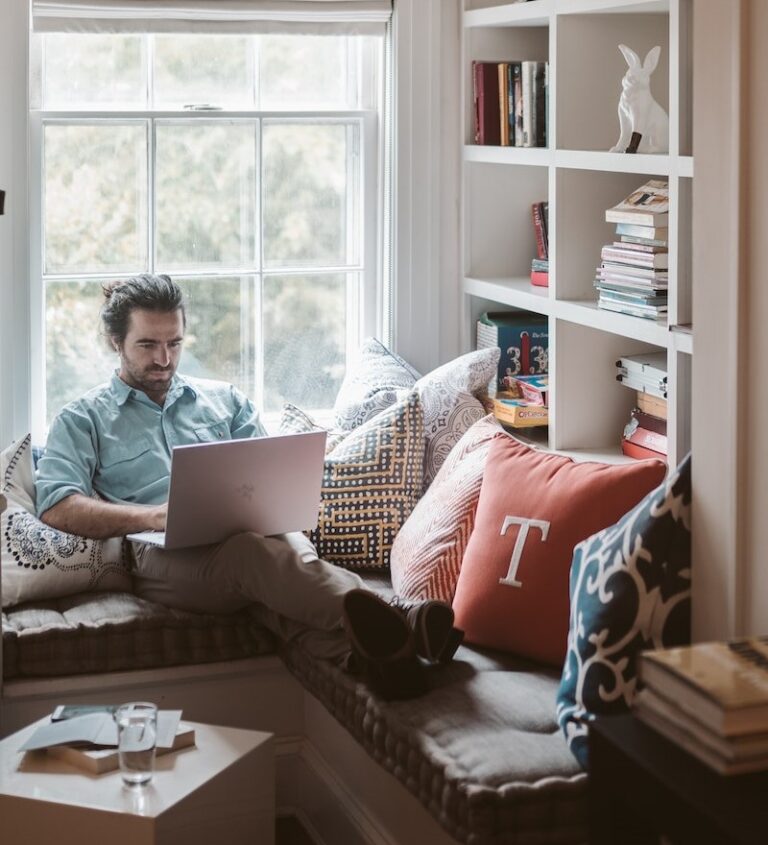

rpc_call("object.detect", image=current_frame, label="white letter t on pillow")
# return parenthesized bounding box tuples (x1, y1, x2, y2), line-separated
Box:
(498, 517, 550, 588)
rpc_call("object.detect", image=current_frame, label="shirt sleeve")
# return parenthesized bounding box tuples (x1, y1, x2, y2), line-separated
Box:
(229, 386, 268, 440)
(35, 406, 98, 518)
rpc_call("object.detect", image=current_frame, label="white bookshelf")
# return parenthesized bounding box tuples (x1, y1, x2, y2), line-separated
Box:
(461, 0, 693, 468)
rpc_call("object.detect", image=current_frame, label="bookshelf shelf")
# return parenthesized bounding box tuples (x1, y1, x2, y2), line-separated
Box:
(554, 150, 671, 175)
(461, 0, 693, 469)
(464, 145, 551, 167)
(463, 276, 552, 314)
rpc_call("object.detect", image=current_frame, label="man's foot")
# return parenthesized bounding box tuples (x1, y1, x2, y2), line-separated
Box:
(343, 590, 426, 700)
(388, 596, 464, 663)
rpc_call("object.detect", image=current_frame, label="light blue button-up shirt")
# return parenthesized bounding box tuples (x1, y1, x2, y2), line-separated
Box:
(35, 373, 266, 517)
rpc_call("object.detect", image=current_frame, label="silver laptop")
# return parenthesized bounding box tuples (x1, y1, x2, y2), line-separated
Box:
(127, 430, 327, 550)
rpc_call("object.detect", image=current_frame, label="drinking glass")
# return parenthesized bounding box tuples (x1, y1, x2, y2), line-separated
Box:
(114, 702, 158, 787)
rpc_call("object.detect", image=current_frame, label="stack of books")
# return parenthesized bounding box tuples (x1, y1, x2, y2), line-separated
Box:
(493, 375, 548, 429)
(635, 638, 768, 775)
(596, 180, 670, 321)
(530, 201, 549, 287)
(615, 352, 668, 460)
(472, 60, 548, 148)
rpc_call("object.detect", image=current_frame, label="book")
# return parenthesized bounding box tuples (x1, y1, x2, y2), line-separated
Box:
(600, 247, 669, 270)
(597, 287, 668, 307)
(521, 61, 547, 148)
(600, 300, 668, 321)
(532, 201, 548, 260)
(512, 61, 523, 146)
(615, 223, 669, 240)
(535, 61, 547, 147)
(599, 263, 668, 282)
(620, 234, 669, 248)
(473, 61, 501, 145)
(623, 420, 668, 455)
(605, 180, 670, 226)
(636, 703, 768, 775)
(47, 722, 196, 775)
(476, 311, 549, 393)
(636, 391, 668, 419)
(621, 439, 665, 461)
(635, 687, 768, 763)
(492, 394, 548, 428)
(498, 62, 511, 146)
(639, 638, 768, 737)
(507, 62, 519, 146)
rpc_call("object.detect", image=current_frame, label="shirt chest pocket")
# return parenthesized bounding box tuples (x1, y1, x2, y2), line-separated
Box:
(193, 421, 230, 443)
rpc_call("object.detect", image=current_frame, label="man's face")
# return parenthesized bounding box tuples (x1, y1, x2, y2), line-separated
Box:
(115, 308, 185, 399)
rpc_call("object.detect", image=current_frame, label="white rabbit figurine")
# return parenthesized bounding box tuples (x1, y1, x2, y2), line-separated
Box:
(609, 44, 669, 154)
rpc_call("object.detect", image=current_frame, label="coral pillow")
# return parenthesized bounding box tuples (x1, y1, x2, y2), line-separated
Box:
(452, 437, 666, 666)
(390, 415, 505, 603)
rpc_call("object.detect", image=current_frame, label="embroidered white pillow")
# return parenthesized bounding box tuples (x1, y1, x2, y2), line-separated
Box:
(1, 435, 131, 608)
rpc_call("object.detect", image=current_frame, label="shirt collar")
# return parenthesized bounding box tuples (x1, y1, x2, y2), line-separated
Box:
(110, 372, 198, 406)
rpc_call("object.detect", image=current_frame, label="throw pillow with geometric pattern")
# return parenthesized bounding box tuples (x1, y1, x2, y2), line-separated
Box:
(390, 415, 505, 603)
(1, 434, 132, 608)
(556, 454, 692, 769)
(311, 393, 425, 571)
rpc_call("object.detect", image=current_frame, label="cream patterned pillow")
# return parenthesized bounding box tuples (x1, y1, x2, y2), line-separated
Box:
(311, 393, 425, 571)
(412, 347, 500, 488)
(1, 435, 131, 608)
(278, 403, 348, 453)
(390, 415, 504, 603)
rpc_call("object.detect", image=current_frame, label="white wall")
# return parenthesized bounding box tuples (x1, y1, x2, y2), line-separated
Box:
(692, 0, 768, 639)
(392, 0, 461, 374)
(0, 0, 30, 447)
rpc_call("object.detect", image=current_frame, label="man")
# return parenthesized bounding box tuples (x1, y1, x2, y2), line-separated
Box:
(36, 274, 458, 698)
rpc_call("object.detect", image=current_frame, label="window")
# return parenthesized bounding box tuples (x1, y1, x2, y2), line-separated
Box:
(31, 31, 386, 431)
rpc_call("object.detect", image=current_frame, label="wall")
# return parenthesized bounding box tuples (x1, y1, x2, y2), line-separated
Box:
(692, 0, 768, 640)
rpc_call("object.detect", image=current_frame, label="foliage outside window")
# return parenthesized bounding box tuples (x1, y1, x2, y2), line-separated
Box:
(35, 32, 383, 426)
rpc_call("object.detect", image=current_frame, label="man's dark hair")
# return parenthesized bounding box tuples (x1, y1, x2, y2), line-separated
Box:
(101, 274, 186, 345)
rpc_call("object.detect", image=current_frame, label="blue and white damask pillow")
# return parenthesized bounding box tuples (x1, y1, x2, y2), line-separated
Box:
(1, 435, 132, 608)
(556, 454, 691, 769)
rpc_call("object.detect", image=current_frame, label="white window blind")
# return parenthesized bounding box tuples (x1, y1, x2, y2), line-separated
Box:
(32, 0, 393, 35)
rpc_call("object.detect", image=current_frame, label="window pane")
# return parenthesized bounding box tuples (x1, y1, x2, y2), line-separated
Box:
(46, 281, 118, 424)
(262, 273, 349, 413)
(44, 123, 148, 275)
(155, 122, 257, 270)
(263, 122, 359, 269)
(153, 35, 252, 108)
(43, 34, 145, 109)
(176, 275, 251, 397)
(259, 35, 358, 110)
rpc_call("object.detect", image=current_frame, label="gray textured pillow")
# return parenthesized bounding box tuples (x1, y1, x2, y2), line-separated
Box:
(1, 435, 131, 608)
(332, 337, 421, 431)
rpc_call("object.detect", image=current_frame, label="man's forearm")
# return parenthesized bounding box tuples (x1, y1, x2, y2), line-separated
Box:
(40, 494, 166, 540)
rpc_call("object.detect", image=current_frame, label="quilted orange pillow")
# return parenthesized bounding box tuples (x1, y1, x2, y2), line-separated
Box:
(390, 415, 505, 603)
(452, 437, 666, 666)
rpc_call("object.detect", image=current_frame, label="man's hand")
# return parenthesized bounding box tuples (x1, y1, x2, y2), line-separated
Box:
(40, 494, 168, 540)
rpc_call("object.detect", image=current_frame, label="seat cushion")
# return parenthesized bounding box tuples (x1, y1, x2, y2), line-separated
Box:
(280, 572, 587, 845)
(2, 591, 275, 679)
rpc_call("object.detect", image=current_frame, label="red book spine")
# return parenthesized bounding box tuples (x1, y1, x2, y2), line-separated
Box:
(626, 425, 668, 455)
(532, 202, 547, 260)
(530, 270, 549, 287)
(474, 62, 501, 146)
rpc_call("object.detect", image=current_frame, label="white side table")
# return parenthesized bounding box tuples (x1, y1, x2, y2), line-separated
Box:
(0, 719, 274, 845)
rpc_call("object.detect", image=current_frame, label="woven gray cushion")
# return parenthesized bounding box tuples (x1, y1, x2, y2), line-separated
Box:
(2, 591, 274, 679)
(279, 578, 587, 845)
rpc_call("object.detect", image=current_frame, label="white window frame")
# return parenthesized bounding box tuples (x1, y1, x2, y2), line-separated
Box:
(28, 32, 385, 440)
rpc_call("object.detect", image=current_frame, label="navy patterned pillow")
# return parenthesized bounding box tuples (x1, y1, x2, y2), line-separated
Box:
(556, 454, 691, 769)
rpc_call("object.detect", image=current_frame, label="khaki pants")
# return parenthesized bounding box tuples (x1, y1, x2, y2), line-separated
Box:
(131, 531, 366, 662)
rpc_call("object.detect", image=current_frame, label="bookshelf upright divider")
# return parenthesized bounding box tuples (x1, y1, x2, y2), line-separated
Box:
(462, 0, 693, 468)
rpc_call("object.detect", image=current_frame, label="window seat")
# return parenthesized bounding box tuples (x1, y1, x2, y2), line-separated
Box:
(1, 578, 587, 845)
